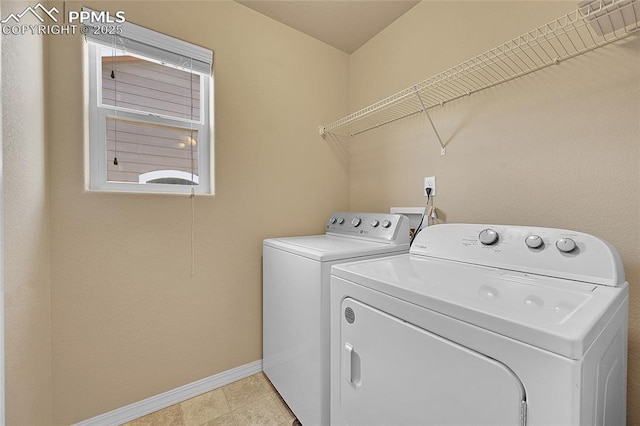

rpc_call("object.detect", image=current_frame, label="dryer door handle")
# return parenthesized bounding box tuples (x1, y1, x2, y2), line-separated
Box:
(344, 342, 361, 386)
(344, 343, 353, 383)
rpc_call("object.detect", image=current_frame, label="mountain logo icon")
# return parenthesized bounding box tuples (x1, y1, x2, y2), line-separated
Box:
(1, 3, 59, 24)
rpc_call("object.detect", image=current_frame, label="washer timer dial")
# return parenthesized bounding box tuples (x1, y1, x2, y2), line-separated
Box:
(351, 217, 362, 227)
(556, 238, 577, 253)
(525, 235, 544, 249)
(479, 228, 499, 245)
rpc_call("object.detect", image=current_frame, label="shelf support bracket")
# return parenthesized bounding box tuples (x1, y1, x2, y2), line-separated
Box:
(414, 88, 446, 155)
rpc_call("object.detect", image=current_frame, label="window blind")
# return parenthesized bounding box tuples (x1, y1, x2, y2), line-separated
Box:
(101, 54, 202, 121)
(82, 7, 213, 75)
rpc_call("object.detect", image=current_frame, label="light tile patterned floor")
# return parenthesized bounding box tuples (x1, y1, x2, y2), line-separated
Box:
(123, 373, 297, 426)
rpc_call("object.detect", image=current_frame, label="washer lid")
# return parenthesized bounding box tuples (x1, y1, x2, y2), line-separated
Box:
(264, 235, 409, 262)
(332, 254, 627, 359)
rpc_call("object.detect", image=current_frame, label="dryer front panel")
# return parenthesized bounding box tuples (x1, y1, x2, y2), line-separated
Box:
(339, 298, 526, 426)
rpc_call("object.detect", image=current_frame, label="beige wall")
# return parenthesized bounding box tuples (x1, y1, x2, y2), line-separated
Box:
(349, 1, 640, 423)
(47, 1, 348, 424)
(1, 1, 53, 424)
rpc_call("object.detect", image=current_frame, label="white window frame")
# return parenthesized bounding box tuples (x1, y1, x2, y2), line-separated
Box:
(85, 19, 213, 195)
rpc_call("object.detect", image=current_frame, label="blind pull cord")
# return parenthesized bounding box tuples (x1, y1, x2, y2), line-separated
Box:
(112, 39, 119, 166)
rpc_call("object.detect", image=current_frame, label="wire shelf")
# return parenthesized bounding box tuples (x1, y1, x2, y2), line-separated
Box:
(319, 0, 640, 150)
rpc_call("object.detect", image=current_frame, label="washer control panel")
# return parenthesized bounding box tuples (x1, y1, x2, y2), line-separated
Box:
(410, 223, 624, 287)
(326, 212, 410, 244)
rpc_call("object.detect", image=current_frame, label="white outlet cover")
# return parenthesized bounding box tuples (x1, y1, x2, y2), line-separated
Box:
(424, 176, 436, 197)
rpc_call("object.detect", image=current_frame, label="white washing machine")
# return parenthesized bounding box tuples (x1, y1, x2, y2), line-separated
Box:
(263, 212, 410, 426)
(331, 223, 628, 426)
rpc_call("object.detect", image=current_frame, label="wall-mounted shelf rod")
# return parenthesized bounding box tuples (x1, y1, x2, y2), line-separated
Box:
(319, 0, 640, 154)
(414, 87, 446, 155)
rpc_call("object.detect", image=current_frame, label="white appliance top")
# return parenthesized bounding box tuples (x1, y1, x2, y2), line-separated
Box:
(332, 223, 628, 359)
(263, 212, 410, 262)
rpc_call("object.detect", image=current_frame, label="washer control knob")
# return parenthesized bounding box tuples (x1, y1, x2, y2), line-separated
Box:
(337, 217, 345, 225)
(479, 228, 499, 245)
(329, 217, 337, 225)
(525, 235, 544, 249)
(381, 220, 392, 228)
(351, 217, 362, 227)
(556, 238, 577, 253)
(370, 220, 380, 228)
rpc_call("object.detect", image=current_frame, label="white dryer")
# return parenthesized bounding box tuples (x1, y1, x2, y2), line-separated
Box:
(263, 212, 410, 426)
(330, 223, 628, 426)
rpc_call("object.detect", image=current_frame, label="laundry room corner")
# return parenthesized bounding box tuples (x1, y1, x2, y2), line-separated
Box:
(2, 0, 638, 424)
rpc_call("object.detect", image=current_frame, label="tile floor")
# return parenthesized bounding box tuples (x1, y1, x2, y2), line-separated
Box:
(123, 373, 298, 426)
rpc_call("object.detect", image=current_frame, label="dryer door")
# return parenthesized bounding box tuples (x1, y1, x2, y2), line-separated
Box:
(339, 298, 526, 426)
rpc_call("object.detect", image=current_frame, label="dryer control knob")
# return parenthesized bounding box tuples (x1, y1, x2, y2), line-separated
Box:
(556, 238, 577, 253)
(370, 220, 380, 228)
(337, 217, 345, 225)
(479, 228, 499, 245)
(525, 235, 544, 249)
(351, 217, 362, 227)
(381, 220, 392, 228)
(329, 217, 337, 224)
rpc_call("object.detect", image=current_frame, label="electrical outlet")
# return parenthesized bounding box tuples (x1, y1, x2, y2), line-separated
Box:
(424, 176, 436, 197)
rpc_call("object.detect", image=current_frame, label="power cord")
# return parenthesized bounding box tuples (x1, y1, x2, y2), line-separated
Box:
(425, 187, 437, 226)
(410, 187, 432, 246)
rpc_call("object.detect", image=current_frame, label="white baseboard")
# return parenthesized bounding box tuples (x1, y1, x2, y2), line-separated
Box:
(74, 359, 263, 426)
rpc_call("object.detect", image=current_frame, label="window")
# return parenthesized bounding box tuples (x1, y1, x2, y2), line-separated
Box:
(85, 13, 213, 194)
